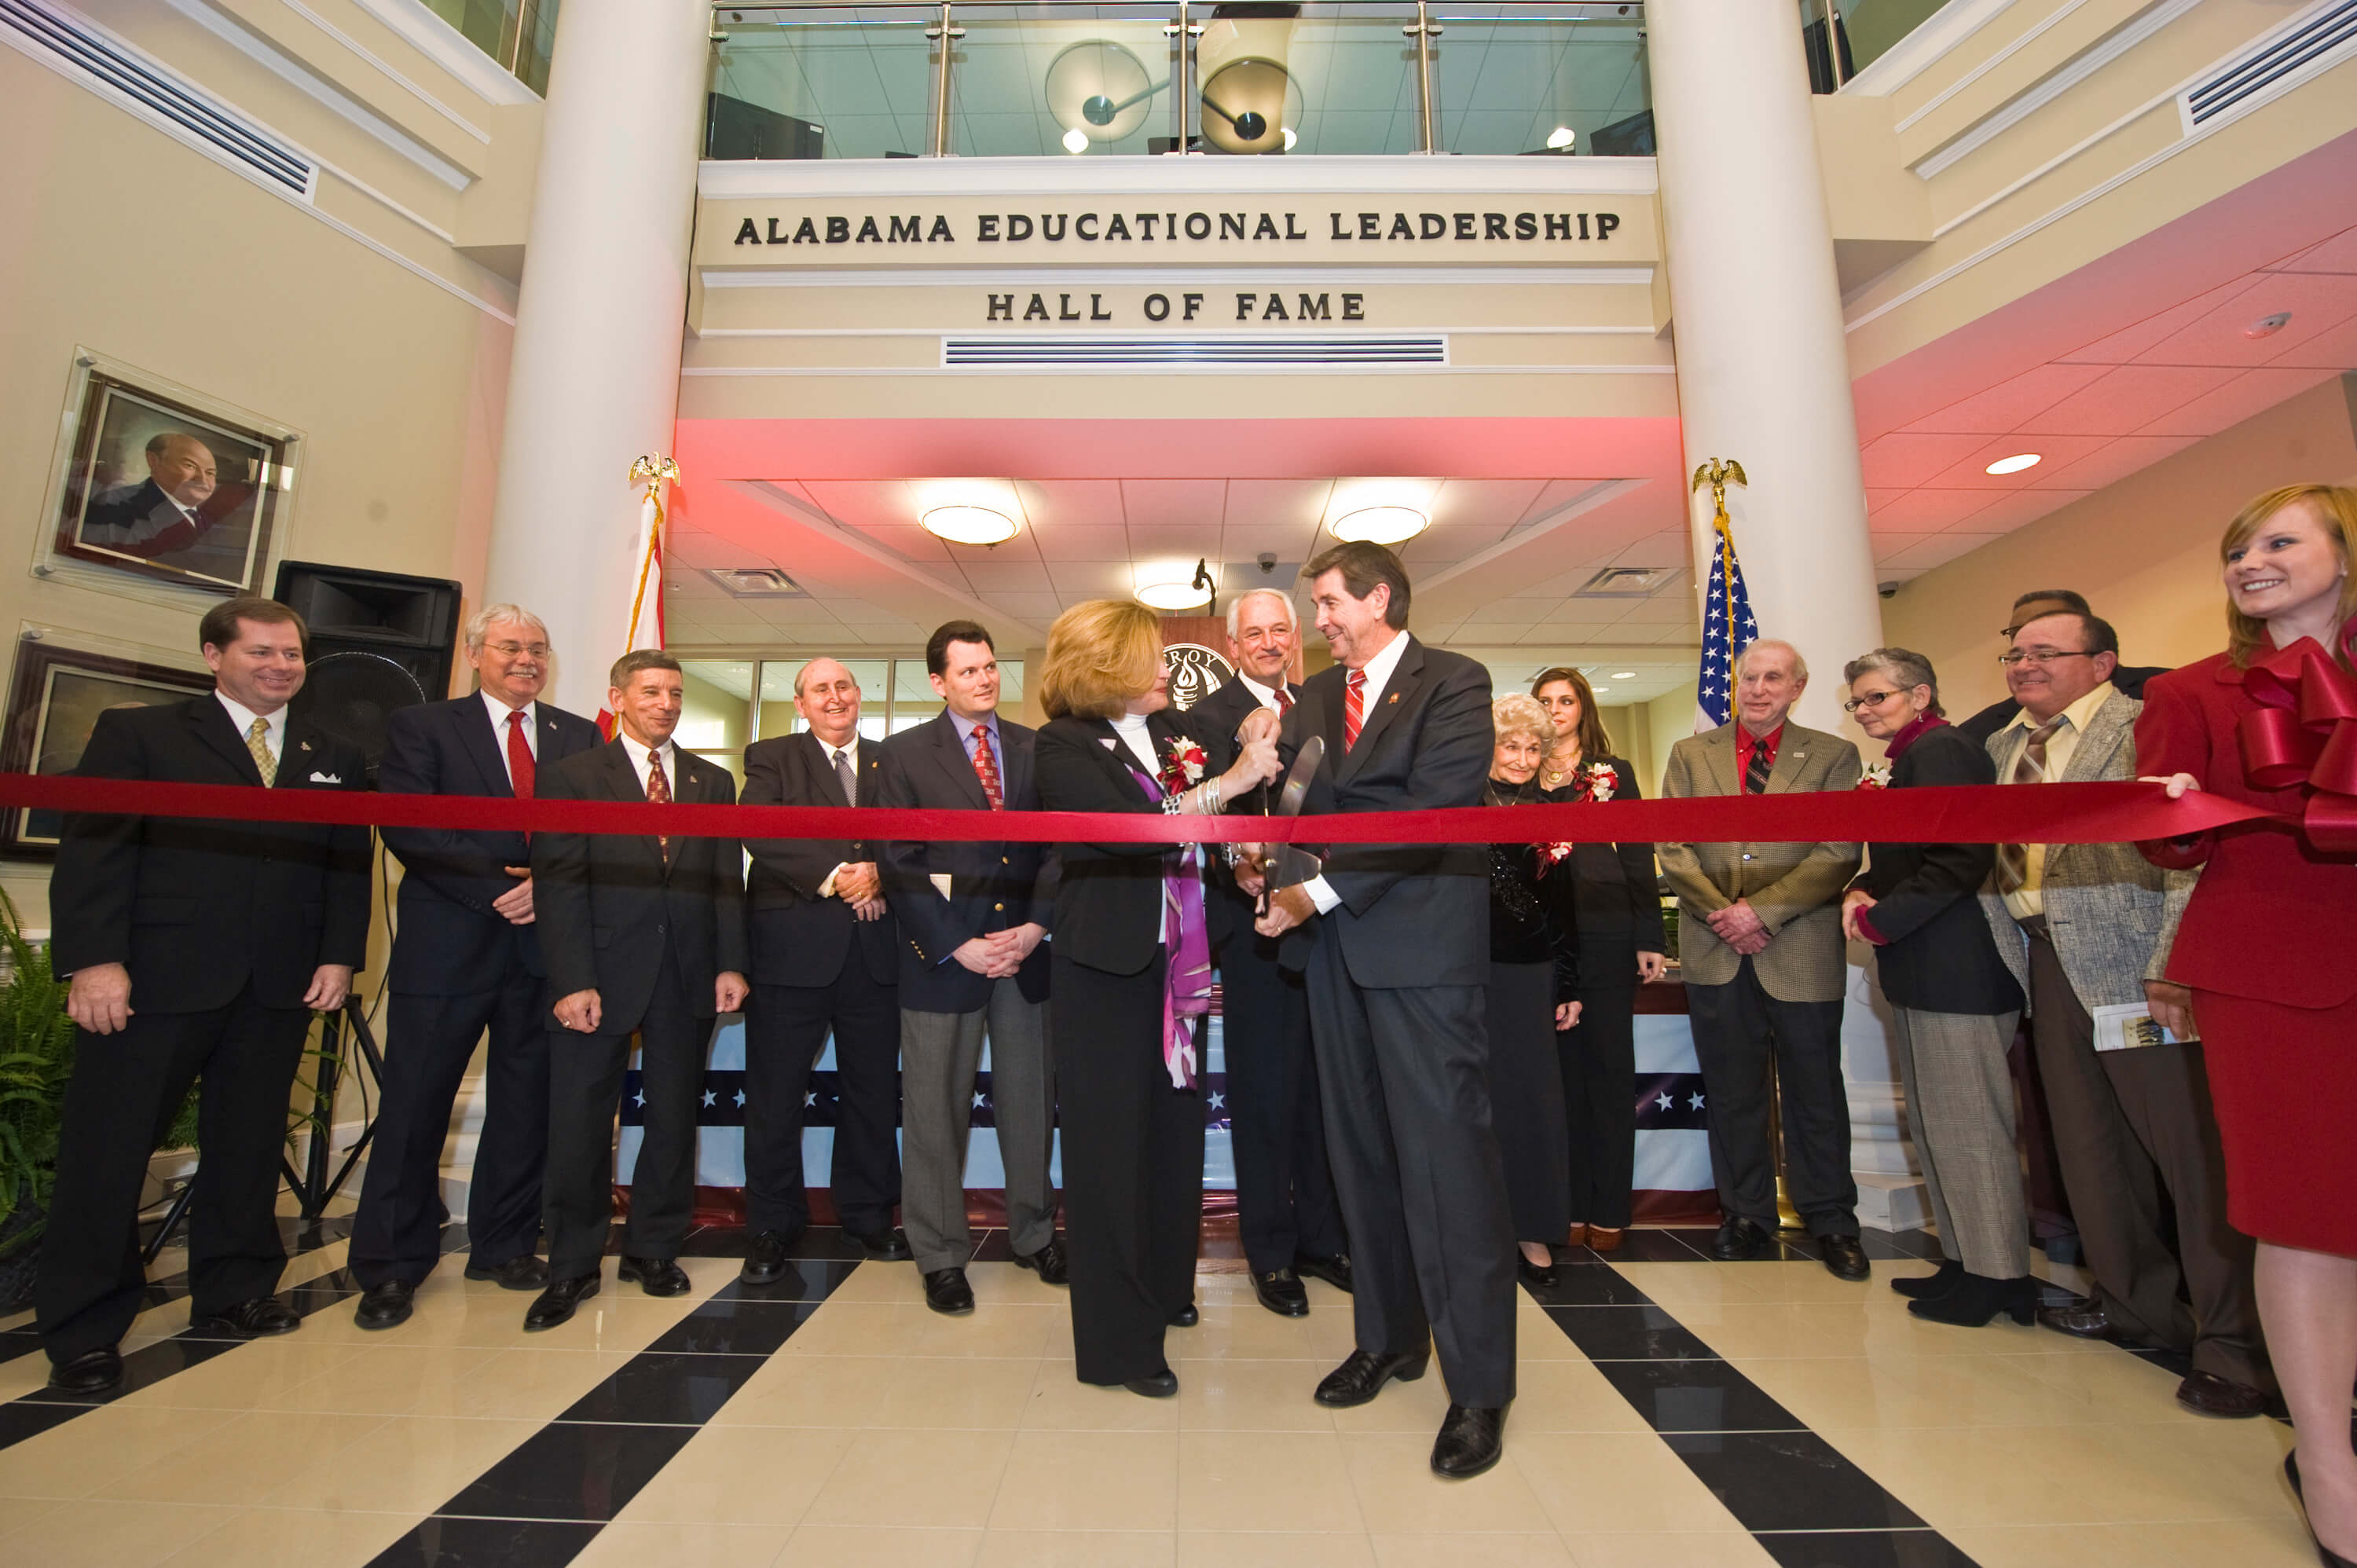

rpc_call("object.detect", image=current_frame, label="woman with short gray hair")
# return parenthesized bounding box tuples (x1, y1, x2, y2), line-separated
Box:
(1838, 647, 2032, 1327)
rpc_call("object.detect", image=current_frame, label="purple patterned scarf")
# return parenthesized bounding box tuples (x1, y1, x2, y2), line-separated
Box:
(1125, 759, 1212, 1090)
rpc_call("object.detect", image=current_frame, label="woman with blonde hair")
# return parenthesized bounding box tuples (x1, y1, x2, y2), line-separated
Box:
(2141, 484, 2357, 1567)
(1032, 599, 1281, 1398)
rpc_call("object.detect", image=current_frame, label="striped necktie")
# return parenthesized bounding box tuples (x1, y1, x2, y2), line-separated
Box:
(970, 725, 1005, 810)
(1343, 669, 1365, 749)
(1743, 736, 1772, 795)
(245, 717, 277, 786)
(645, 747, 672, 863)
(1995, 716, 2066, 894)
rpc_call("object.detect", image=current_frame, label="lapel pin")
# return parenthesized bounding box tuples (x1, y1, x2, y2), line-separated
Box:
(299, 739, 312, 751)
(1387, 692, 1399, 705)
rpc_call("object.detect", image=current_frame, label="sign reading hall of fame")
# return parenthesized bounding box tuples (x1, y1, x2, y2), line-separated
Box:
(1161, 643, 1234, 711)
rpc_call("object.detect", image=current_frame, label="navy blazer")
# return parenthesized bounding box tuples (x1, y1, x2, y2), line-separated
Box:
(51, 696, 372, 1013)
(1853, 722, 2025, 1017)
(874, 709, 1056, 1012)
(379, 695, 601, 995)
(741, 729, 897, 988)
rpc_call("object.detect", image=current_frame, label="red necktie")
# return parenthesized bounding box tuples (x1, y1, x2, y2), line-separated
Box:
(1343, 669, 1366, 750)
(970, 725, 1006, 811)
(505, 709, 535, 846)
(645, 748, 672, 863)
(1275, 687, 1293, 716)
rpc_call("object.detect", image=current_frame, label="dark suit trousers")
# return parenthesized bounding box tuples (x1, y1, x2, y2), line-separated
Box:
(1560, 979, 1638, 1230)
(1686, 957, 1858, 1236)
(37, 984, 310, 1364)
(1306, 942, 1516, 1407)
(1053, 952, 1205, 1386)
(543, 945, 707, 1280)
(2025, 927, 2264, 1385)
(350, 974, 548, 1287)
(1216, 929, 1345, 1274)
(746, 969, 901, 1236)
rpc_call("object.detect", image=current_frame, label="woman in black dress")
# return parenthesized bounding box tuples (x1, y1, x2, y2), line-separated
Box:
(1032, 599, 1281, 1397)
(1484, 694, 1579, 1288)
(1530, 667, 1666, 1253)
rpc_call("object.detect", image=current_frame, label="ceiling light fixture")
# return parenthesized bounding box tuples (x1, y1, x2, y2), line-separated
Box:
(1611, 670, 1637, 680)
(1136, 577, 1211, 610)
(1983, 452, 2041, 475)
(2245, 311, 2292, 339)
(1545, 126, 1575, 150)
(920, 504, 1017, 545)
(1282, 127, 1298, 151)
(1061, 126, 1089, 155)
(1329, 505, 1428, 544)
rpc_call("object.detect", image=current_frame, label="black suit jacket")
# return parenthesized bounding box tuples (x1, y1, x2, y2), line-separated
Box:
(51, 696, 372, 1012)
(1191, 675, 1298, 958)
(530, 739, 750, 1034)
(1035, 709, 1219, 978)
(1281, 635, 1493, 988)
(1853, 723, 2025, 1016)
(379, 695, 601, 995)
(1547, 757, 1668, 962)
(1957, 665, 2168, 744)
(874, 710, 1055, 1012)
(741, 730, 897, 987)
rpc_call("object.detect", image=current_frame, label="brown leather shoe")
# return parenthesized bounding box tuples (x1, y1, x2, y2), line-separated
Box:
(2175, 1369, 2265, 1419)
(1585, 1226, 1624, 1254)
(2035, 1297, 2114, 1340)
(1564, 1223, 1590, 1247)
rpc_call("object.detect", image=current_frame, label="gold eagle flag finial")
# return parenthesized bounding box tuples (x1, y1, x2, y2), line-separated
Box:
(1690, 458, 1747, 526)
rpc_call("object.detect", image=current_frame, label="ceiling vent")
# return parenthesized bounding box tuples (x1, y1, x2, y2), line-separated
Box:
(1574, 566, 1672, 597)
(706, 567, 806, 598)
(2183, 0, 2357, 129)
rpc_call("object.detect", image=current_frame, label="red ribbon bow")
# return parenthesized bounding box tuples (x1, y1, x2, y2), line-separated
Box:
(2236, 622, 2357, 853)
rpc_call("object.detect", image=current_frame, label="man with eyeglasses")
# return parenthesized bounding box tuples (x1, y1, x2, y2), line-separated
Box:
(1976, 610, 2266, 1419)
(350, 606, 603, 1329)
(1956, 590, 2168, 744)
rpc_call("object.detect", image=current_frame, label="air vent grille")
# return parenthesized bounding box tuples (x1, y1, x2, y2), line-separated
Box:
(1574, 566, 1671, 598)
(706, 567, 805, 599)
(943, 337, 1448, 368)
(1, 0, 316, 197)
(2183, 0, 2357, 126)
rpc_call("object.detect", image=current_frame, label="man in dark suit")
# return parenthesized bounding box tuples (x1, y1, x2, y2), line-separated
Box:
(1956, 589, 2168, 742)
(523, 650, 749, 1331)
(79, 433, 219, 559)
(349, 606, 601, 1330)
(1249, 542, 1513, 1478)
(875, 621, 1061, 1315)
(39, 597, 371, 1392)
(1193, 587, 1350, 1318)
(739, 657, 907, 1280)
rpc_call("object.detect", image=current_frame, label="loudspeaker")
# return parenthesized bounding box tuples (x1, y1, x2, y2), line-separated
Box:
(273, 561, 461, 778)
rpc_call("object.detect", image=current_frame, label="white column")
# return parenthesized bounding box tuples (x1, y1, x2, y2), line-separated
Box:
(1649, 1, 1883, 735)
(482, 0, 711, 716)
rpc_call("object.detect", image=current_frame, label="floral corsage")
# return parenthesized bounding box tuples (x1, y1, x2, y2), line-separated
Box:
(1581, 761, 1618, 802)
(1535, 841, 1577, 877)
(1857, 764, 1891, 790)
(1158, 738, 1208, 798)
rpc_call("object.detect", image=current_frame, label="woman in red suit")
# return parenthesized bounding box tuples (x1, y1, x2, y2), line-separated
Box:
(2140, 482, 2357, 1568)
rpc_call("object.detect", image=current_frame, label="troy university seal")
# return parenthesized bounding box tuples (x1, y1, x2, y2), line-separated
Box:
(1160, 643, 1235, 711)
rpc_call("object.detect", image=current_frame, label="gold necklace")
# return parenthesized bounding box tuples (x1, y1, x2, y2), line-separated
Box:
(1541, 746, 1581, 789)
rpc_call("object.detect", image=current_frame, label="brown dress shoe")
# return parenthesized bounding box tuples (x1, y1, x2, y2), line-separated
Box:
(1564, 1223, 1590, 1247)
(1585, 1226, 1624, 1253)
(2175, 1369, 2265, 1419)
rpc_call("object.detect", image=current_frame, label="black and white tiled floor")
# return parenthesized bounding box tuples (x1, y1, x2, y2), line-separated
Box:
(0, 1218, 2319, 1567)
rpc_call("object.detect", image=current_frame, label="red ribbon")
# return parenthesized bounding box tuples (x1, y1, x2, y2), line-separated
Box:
(4, 771, 2273, 846)
(2236, 626, 2357, 853)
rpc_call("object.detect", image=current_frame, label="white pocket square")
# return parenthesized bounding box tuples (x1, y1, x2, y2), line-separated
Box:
(309, 771, 342, 784)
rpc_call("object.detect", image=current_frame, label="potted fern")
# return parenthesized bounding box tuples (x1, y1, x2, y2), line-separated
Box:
(0, 889, 75, 1310)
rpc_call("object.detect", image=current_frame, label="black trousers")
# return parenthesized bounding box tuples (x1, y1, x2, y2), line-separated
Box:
(744, 967, 901, 1236)
(1685, 956, 1857, 1236)
(1306, 943, 1516, 1407)
(1560, 981, 1639, 1230)
(543, 947, 709, 1280)
(350, 973, 549, 1288)
(1053, 951, 1204, 1387)
(1215, 930, 1345, 1275)
(37, 984, 310, 1364)
(1487, 961, 1570, 1245)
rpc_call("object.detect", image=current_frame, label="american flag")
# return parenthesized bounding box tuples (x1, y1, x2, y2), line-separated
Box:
(1695, 515, 1759, 731)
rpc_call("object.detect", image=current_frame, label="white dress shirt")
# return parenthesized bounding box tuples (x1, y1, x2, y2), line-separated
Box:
(812, 732, 862, 897)
(215, 691, 287, 774)
(1303, 628, 1410, 914)
(615, 729, 679, 795)
(481, 691, 537, 785)
(1234, 672, 1283, 710)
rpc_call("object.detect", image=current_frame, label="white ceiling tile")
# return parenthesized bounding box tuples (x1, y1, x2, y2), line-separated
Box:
(2269, 225, 2357, 275)
(2130, 271, 2357, 368)
(1426, 478, 1549, 531)
(1047, 562, 1138, 595)
(1120, 478, 1228, 532)
(1900, 362, 2112, 434)
(2137, 366, 2339, 436)
(1030, 526, 1136, 562)
(958, 560, 1054, 592)
(1014, 478, 1126, 529)
(976, 592, 1065, 621)
(800, 479, 916, 531)
(1879, 533, 2006, 570)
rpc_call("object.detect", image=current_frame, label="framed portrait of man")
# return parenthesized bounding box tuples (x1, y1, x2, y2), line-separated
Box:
(42, 353, 297, 599)
(0, 637, 215, 859)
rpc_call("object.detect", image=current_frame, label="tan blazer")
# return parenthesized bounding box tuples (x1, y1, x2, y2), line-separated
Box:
(1658, 720, 1863, 1002)
(1977, 690, 2194, 1013)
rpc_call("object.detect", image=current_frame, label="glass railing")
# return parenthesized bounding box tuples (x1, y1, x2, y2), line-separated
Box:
(703, 1, 1653, 159)
(1799, 0, 1955, 90)
(423, 0, 560, 94)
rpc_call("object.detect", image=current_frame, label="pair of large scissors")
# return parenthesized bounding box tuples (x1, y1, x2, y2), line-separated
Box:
(1255, 733, 1325, 915)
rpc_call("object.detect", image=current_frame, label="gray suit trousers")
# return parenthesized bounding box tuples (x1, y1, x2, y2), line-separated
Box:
(900, 980, 1057, 1273)
(1890, 1007, 2028, 1280)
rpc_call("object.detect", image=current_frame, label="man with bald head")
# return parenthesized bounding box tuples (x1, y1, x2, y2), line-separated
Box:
(82, 433, 222, 561)
(739, 658, 907, 1280)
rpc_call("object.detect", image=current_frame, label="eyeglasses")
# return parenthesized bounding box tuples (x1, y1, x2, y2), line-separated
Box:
(486, 642, 552, 659)
(1842, 689, 1909, 714)
(1996, 650, 2095, 668)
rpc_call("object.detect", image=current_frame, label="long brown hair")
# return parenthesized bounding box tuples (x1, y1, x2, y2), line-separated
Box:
(1529, 666, 1613, 760)
(2220, 485, 2357, 671)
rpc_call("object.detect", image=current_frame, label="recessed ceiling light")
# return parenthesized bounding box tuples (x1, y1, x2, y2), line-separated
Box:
(1136, 580, 1210, 610)
(1592, 687, 1611, 694)
(1061, 127, 1089, 155)
(2245, 311, 2292, 339)
(1611, 670, 1637, 680)
(1329, 506, 1428, 544)
(1546, 126, 1575, 150)
(920, 504, 1017, 545)
(1984, 452, 2041, 475)
(1282, 127, 1297, 151)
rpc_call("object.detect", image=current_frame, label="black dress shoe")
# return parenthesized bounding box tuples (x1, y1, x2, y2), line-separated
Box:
(740, 1229, 801, 1286)
(1124, 1368, 1179, 1398)
(617, 1255, 691, 1297)
(46, 1346, 123, 1394)
(1907, 1272, 2035, 1327)
(1711, 1217, 1775, 1261)
(1816, 1233, 1871, 1282)
(1295, 1253, 1354, 1293)
(844, 1225, 913, 1262)
(354, 1280, 416, 1331)
(1891, 1259, 1963, 1300)
(1254, 1269, 1310, 1317)
(1013, 1236, 1069, 1285)
(1314, 1346, 1430, 1409)
(1516, 1251, 1560, 1288)
(923, 1267, 975, 1315)
(1167, 1301, 1200, 1328)
(2036, 1297, 2115, 1339)
(523, 1273, 600, 1332)
(464, 1255, 550, 1291)
(189, 1296, 301, 1338)
(2286, 1453, 2357, 1568)
(2176, 1368, 2266, 1419)
(1431, 1404, 1507, 1479)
